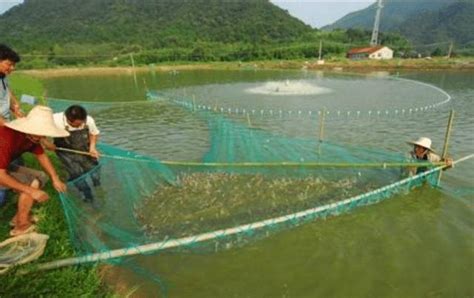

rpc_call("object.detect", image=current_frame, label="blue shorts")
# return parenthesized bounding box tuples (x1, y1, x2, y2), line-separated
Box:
(0, 188, 7, 206)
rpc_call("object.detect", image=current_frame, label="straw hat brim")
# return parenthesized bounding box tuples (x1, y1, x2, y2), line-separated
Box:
(5, 118, 69, 138)
(406, 141, 436, 153)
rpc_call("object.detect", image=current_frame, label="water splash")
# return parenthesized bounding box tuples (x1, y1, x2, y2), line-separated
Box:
(245, 80, 332, 96)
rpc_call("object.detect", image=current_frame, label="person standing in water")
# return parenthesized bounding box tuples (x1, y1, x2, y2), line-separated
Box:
(42, 105, 101, 203)
(407, 137, 452, 176)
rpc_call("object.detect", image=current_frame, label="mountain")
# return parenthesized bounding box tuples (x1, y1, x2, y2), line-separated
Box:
(399, 1, 474, 48)
(0, 0, 313, 51)
(324, 0, 458, 32)
(324, 0, 473, 49)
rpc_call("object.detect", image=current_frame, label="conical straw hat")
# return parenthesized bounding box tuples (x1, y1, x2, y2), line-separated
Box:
(5, 105, 69, 137)
(407, 137, 436, 153)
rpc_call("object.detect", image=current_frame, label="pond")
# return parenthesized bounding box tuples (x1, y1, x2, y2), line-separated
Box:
(43, 69, 473, 297)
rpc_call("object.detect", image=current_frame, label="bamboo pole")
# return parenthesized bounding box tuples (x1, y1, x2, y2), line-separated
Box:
(160, 160, 447, 168)
(319, 108, 326, 142)
(318, 40, 323, 60)
(56, 147, 94, 156)
(130, 53, 138, 89)
(56, 147, 450, 169)
(55, 147, 139, 162)
(246, 113, 252, 127)
(437, 110, 455, 185)
(318, 107, 326, 155)
(441, 110, 455, 159)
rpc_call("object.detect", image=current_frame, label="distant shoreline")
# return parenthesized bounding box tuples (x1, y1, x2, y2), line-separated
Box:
(20, 58, 474, 78)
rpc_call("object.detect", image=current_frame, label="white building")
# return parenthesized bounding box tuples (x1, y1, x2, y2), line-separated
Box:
(347, 46, 393, 60)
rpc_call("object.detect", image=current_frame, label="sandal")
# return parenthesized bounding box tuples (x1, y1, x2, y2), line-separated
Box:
(9, 224, 37, 237)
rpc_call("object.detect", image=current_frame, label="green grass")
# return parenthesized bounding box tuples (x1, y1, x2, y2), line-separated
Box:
(0, 74, 111, 297)
(9, 73, 45, 102)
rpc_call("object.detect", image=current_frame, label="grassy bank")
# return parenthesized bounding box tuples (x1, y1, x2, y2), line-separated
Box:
(0, 74, 109, 297)
(19, 57, 474, 79)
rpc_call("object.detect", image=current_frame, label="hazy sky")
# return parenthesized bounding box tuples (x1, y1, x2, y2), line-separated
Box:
(271, 1, 374, 28)
(0, 0, 21, 14)
(0, 0, 375, 28)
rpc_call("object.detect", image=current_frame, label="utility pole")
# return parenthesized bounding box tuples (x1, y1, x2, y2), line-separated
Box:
(318, 40, 323, 60)
(447, 41, 454, 58)
(370, 0, 383, 46)
(316, 39, 325, 65)
(130, 53, 138, 89)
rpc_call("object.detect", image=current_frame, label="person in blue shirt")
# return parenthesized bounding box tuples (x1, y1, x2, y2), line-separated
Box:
(0, 44, 23, 207)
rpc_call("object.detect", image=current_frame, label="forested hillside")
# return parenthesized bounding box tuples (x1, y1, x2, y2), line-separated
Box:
(399, 1, 474, 50)
(324, 0, 473, 53)
(0, 0, 312, 50)
(324, 0, 458, 32)
(0, 0, 415, 67)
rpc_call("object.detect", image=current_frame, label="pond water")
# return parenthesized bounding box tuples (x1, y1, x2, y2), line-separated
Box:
(43, 69, 473, 297)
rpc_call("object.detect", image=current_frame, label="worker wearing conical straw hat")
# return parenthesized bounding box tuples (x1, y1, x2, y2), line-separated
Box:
(0, 105, 69, 237)
(407, 137, 452, 176)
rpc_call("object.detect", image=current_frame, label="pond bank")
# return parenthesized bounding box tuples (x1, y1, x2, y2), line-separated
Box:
(20, 58, 474, 78)
(0, 74, 110, 297)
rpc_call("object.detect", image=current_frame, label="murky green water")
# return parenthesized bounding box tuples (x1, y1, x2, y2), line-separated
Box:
(44, 69, 473, 297)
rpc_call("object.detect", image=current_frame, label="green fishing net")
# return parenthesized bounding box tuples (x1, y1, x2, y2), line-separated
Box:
(42, 93, 442, 295)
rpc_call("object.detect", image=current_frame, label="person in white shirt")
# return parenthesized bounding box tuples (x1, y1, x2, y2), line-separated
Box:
(42, 105, 100, 202)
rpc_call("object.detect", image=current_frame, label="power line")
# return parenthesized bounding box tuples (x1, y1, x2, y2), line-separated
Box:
(21, 54, 116, 58)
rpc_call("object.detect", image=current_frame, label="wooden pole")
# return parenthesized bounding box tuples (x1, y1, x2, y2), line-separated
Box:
(318, 108, 326, 155)
(130, 53, 138, 89)
(318, 40, 323, 60)
(319, 108, 326, 142)
(437, 110, 455, 184)
(441, 110, 455, 159)
(246, 113, 252, 127)
(192, 95, 196, 112)
(447, 42, 453, 59)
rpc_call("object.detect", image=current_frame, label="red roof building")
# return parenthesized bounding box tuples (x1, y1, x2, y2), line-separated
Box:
(347, 46, 393, 60)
